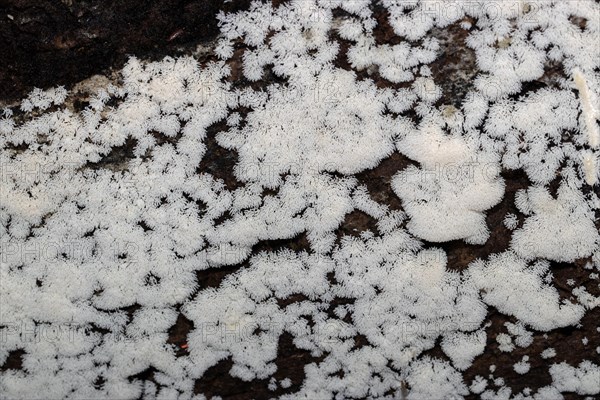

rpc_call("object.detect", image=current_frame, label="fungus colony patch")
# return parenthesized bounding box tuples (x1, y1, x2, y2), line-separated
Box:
(1, 1, 599, 399)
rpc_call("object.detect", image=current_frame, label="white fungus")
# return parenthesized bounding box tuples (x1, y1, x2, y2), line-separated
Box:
(547, 361, 600, 396)
(1, 0, 599, 398)
(541, 348, 557, 359)
(510, 185, 600, 262)
(514, 356, 531, 375)
(506, 322, 534, 348)
(392, 123, 504, 244)
(470, 376, 488, 395)
(496, 333, 515, 353)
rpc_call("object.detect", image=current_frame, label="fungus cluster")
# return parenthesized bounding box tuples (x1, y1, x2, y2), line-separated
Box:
(1, 0, 599, 399)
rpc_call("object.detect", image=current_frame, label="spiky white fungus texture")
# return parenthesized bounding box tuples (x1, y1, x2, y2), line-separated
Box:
(280, 378, 292, 389)
(541, 348, 556, 360)
(468, 252, 585, 331)
(514, 356, 531, 375)
(511, 185, 600, 262)
(496, 333, 515, 353)
(218, 68, 398, 184)
(405, 357, 468, 400)
(545, 361, 600, 396)
(506, 322, 534, 348)
(441, 330, 487, 371)
(503, 213, 519, 230)
(392, 123, 505, 244)
(470, 375, 488, 395)
(1, 0, 600, 399)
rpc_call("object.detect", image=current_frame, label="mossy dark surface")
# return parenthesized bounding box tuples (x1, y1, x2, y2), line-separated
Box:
(0, 0, 251, 102)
